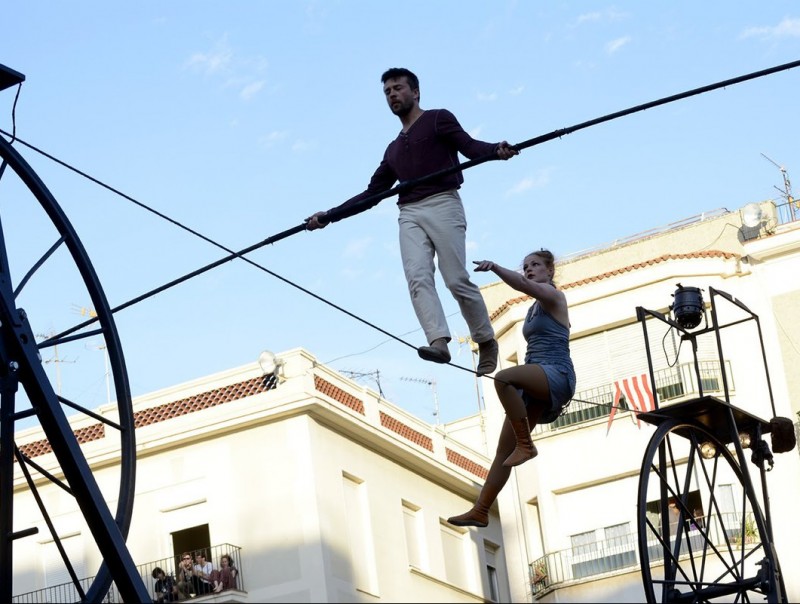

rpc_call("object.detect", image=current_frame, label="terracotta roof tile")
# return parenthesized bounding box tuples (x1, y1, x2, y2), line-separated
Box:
(379, 411, 433, 451)
(134, 375, 273, 428)
(19, 375, 274, 461)
(314, 375, 365, 414)
(490, 251, 738, 320)
(445, 448, 488, 480)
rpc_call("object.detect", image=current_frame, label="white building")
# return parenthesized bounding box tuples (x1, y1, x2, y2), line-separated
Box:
(480, 198, 800, 602)
(10, 199, 800, 603)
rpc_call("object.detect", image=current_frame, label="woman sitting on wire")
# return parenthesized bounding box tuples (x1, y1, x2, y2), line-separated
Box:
(448, 249, 576, 527)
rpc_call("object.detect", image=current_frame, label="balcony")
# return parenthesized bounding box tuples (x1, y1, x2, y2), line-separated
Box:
(528, 512, 755, 599)
(535, 360, 732, 434)
(12, 543, 245, 603)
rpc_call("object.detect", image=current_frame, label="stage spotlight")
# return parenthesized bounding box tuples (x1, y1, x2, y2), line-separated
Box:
(699, 441, 717, 459)
(670, 283, 704, 329)
(739, 432, 752, 449)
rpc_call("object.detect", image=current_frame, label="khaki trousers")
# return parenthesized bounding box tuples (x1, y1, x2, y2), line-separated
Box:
(398, 190, 494, 345)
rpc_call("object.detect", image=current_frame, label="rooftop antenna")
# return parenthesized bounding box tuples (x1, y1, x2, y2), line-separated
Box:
(455, 334, 485, 414)
(36, 331, 76, 397)
(401, 376, 439, 424)
(73, 305, 111, 405)
(761, 153, 796, 219)
(341, 369, 384, 398)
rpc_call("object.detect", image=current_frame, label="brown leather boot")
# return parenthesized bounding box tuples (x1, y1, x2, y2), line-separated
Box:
(447, 501, 490, 528)
(503, 416, 538, 467)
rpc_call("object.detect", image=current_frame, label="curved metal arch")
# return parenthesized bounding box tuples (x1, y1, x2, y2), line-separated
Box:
(0, 135, 148, 603)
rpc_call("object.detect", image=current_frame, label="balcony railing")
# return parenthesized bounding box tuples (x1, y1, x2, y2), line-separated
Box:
(12, 542, 244, 603)
(535, 360, 732, 434)
(529, 512, 755, 598)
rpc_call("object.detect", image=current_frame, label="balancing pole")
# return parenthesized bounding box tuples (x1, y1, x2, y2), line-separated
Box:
(25, 58, 800, 341)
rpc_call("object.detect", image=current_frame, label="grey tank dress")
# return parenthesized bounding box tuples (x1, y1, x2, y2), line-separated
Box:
(521, 301, 576, 422)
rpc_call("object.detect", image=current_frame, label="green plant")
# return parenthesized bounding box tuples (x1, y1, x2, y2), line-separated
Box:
(732, 516, 758, 545)
(744, 517, 758, 543)
(532, 560, 547, 584)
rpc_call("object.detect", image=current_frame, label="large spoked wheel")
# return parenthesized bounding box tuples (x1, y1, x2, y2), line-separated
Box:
(637, 419, 786, 603)
(1, 136, 137, 601)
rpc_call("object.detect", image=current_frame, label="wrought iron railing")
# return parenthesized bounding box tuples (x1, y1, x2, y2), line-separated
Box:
(535, 360, 731, 434)
(11, 542, 243, 603)
(528, 512, 756, 598)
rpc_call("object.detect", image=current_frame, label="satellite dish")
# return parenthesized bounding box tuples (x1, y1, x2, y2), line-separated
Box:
(741, 203, 763, 228)
(258, 350, 280, 375)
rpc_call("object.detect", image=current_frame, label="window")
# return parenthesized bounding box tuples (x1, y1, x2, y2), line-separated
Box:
(570, 524, 637, 578)
(402, 501, 427, 571)
(656, 380, 685, 401)
(484, 542, 501, 601)
(440, 522, 472, 590)
(43, 534, 85, 603)
(487, 563, 499, 601)
(342, 473, 378, 593)
(570, 530, 597, 556)
(604, 522, 633, 551)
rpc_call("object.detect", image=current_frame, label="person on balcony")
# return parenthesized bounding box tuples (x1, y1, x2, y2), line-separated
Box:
(193, 551, 215, 595)
(448, 249, 576, 528)
(175, 552, 196, 599)
(210, 553, 239, 593)
(151, 566, 179, 603)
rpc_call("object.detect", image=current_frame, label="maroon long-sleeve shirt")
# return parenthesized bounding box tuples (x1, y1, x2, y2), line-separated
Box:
(326, 108, 499, 223)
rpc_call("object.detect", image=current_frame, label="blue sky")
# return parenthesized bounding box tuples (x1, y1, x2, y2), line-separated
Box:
(2, 2, 799, 426)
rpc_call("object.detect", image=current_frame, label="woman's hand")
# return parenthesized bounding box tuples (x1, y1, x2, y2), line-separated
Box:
(472, 260, 495, 272)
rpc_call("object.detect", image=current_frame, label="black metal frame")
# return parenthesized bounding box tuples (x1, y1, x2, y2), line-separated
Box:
(0, 132, 149, 601)
(634, 286, 785, 602)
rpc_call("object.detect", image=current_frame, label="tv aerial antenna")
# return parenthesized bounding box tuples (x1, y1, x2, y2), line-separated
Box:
(761, 153, 795, 206)
(35, 331, 76, 397)
(341, 369, 384, 398)
(401, 376, 440, 424)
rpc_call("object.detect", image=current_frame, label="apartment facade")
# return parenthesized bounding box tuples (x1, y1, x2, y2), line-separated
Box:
(479, 199, 800, 602)
(12, 346, 516, 602)
(10, 200, 800, 603)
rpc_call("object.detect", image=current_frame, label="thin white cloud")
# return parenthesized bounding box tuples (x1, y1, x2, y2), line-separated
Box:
(258, 130, 288, 147)
(240, 80, 265, 101)
(740, 17, 800, 39)
(575, 11, 603, 25)
(477, 91, 499, 102)
(572, 9, 628, 27)
(185, 34, 233, 76)
(508, 85, 525, 96)
(185, 33, 270, 101)
(606, 36, 631, 54)
(340, 267, 363, 280)
(506, 169, 553, 196)
(342, 237, 373, 259)
(291, 139, 318, 153)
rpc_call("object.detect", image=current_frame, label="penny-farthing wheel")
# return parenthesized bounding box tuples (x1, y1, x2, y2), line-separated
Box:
(636, 399, 786, 603)
(0, 80, 149, 603)
(634, 288, 791, 604)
